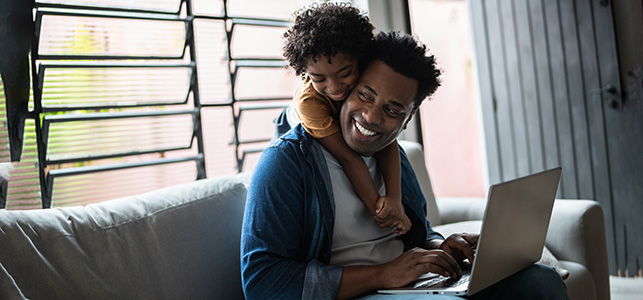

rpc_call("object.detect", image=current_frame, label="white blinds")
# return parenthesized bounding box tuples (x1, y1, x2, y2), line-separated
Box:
(1, 0, 314, 209)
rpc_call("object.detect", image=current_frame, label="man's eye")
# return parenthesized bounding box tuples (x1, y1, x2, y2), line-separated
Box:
(386, 107, 401, 116)
(359, 92, 371, 101)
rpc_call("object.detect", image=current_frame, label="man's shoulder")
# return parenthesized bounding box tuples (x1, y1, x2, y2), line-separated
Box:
(268, 124, 316, 154)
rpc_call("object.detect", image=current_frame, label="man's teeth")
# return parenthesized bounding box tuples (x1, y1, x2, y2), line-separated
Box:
(355, 122, 376, 136)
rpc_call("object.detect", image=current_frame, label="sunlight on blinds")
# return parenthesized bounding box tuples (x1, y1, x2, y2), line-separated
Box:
(193, 19, 230, 104)
(230, 25, 287, 59)
(46, 114, 194, 162)
(191, 0, 224, 16)
(50, 160, 196, 207)
(234, 67, 298, 100)
(1, 0, 319, 209)
(0, 82, 41, 210)
(201, 107, 236, 177)
(36, 0, 181, 13)
(236, 106, 285, 142)
(226, 0, 311, 19)
(39, 14, 186, 58)
(5, 119, 42, 210)
(41, 66, 191, 108)
(0, 84, 9, 163)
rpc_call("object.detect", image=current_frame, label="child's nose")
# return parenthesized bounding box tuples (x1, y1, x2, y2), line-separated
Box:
(329, 80, 342, 92)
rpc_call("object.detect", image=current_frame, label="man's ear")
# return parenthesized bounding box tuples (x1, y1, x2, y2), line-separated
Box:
(402, 108, 418, 130)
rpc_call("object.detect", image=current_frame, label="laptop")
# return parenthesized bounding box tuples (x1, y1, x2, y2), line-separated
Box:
(378, 167, 562, 296)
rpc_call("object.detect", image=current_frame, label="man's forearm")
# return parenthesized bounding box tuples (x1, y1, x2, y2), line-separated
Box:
(335, 265, 383, 300)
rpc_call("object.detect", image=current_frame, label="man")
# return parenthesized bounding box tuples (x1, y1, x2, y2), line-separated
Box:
(241, 32, 569, 300)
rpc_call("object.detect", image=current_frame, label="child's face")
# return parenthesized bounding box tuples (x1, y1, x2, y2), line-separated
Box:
(305, 53, 359, 102)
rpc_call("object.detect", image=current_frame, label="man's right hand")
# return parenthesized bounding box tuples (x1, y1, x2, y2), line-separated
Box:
(337, 247, 462, 299)
(377, 247, 462, 289)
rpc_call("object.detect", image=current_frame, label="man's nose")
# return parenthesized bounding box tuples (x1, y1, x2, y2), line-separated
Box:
(362, 107, 382, 125)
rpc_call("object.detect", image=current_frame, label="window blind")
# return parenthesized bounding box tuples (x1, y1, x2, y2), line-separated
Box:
(0, 0, 323, 209)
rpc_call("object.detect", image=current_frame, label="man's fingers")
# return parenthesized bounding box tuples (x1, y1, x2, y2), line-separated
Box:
(415, 250, 461, 278)
(442, 233, 480, 263)
(461, 233, 479, 262)
(375, 197, 385, 214)
(463, 233, 479, 244)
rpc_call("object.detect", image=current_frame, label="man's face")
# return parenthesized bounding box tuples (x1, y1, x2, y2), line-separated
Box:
(339, 59, 418, 156)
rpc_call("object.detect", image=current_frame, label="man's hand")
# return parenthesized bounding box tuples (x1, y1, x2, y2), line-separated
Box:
(377, 247, 462, 289)
(374, 196, 411, 234)
(337, 248, 462, 299)
(438, 233, 479, 263)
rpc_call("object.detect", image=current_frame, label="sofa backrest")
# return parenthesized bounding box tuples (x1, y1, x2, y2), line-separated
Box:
(0, 175, 248, 300)
(399, 140, 441, 226)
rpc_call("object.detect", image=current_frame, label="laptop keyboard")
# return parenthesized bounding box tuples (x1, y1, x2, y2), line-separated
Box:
(414, 265, 472, 289)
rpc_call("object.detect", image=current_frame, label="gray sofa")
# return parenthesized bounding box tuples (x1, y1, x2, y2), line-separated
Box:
(0, 141, 609, 300)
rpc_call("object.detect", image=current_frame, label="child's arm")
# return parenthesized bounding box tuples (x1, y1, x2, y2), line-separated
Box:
(375, 140, 401, 200)
(318, 132, 380, 215)
(373, 140, 411, 234)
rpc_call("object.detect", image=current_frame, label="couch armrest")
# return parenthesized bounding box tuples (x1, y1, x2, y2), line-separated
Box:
(435, 197, 486, 224)
(545, 199, 610, 300)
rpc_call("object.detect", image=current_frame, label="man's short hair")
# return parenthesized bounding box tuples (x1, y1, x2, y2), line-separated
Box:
(373, 31, 442, 108)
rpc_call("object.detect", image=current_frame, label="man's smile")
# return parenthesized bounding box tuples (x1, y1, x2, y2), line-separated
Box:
(354, 120, 377, 136)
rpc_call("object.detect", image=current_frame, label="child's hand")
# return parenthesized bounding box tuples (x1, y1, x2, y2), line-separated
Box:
(374, 196, 412, 234)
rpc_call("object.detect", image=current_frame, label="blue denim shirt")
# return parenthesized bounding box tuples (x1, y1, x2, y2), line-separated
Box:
(240, 125, 443, 300)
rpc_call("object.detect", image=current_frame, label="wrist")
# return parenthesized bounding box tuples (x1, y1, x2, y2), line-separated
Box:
(427, 239, 443, 250)
(372, 264, 389, 289)
(385, 191, 401, 200)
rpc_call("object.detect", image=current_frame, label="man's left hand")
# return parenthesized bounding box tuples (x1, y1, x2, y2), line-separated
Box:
(439, 233, 479, 263)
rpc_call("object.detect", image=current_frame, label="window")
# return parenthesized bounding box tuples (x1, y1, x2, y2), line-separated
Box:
(0, 0, 334, 209)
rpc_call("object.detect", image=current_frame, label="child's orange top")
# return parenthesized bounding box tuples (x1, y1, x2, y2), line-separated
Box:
(293, 76, 343, 138)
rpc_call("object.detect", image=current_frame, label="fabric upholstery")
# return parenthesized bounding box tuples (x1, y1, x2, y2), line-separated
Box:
(0, 176, 247, 300)
(398, 140, 440, 225)
(560, 261, 597, 300)
(546, 200, 610, 300)
(0, 141, 609, 300)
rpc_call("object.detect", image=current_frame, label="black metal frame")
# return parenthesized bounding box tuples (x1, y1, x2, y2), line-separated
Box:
(1, 0, 293, 208)
(28, 0, 206, 208)
(202, 4, 291, 172)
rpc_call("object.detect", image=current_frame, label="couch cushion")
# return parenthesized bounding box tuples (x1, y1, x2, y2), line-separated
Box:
(398, 140, 441, 226)
(559, 261, 596, 300)
(0, 175, 247, 300)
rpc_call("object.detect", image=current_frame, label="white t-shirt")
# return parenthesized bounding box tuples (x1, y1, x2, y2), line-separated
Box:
(322, 148, 404, 267)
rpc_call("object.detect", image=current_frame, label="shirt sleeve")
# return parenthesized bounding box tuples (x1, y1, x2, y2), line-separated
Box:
(293, 81, 341, 139)
(240, 142, 342, 300)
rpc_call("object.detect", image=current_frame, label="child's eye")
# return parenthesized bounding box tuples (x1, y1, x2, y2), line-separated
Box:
(339, 71, 352, 78)
(310, 77, 325, 83)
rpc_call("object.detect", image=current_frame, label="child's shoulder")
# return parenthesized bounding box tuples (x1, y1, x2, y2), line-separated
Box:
(294, 77, 324, 102)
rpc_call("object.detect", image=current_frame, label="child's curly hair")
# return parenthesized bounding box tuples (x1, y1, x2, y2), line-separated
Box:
(283, 2, 374, 76)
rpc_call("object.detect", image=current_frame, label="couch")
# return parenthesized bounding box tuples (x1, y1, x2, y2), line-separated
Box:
(0, 141, 609, 300)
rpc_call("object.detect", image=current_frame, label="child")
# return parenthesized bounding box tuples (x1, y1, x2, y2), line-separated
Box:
(282, 3, 411, 233)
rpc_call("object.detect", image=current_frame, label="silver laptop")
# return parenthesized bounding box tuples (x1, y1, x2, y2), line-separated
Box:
(378, 167, 562, 296)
